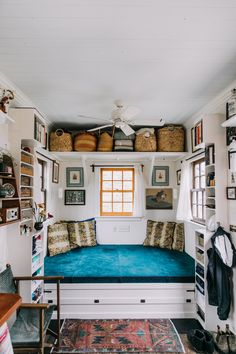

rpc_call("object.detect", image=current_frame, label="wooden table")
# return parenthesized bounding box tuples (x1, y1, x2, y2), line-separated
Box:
(0, 293, 22, 326)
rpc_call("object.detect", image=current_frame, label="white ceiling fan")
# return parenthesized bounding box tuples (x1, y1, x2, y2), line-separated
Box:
(78, 100, 165, 136)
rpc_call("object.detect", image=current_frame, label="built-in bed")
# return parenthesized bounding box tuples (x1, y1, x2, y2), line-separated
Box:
(44, 245, 195, 319)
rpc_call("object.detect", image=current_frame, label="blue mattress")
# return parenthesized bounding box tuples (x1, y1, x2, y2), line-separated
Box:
(44, 245, 195, 283)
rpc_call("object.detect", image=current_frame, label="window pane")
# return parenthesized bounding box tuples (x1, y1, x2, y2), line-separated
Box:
(201, 176, 205, 188)
(102, 171, 112, 180)
(195, 177, 200, 189)
(198, 206, 202, 219)
(192, 191, 196, 204)
(113, 171, 122, 180)
(102, 192, 112, 202)
(113, 181, 122, 190)
(198, 192, 202, 205)
(102, 203, 112, 212)
(123, 171, 133, 180)
(123, 203, 132, 212)
(192, 205, 197, 217)
(103, 181, 112, 190)
(123, 192, 133, 202)
(195, 164, 200, 177)
(113, 192, 122, 202)
(123, 181, 132, 190)
(203, 206, 206, 220)
(113, 203, 122, 212)
(200, 162, 205, 176)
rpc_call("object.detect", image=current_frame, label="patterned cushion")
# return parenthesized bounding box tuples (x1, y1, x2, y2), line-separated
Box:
(143, 220, 176, 249)
(67, 219, 97, 248)
(172, 223, 185, 252)
(48, 223, 71, 256)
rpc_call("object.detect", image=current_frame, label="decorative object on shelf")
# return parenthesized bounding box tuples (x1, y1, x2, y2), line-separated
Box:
(191, 120, 203, 153)
(226, 88, 236, 120)
(152, 166, 169, 186)
(1, 183, 15, 198)
(66, 167, 84, 187)
(226, 127, 236, 146)
(157, 125, 185, 152)
(74, 132, 97, 152)
(0, 89, 14, 114)
(33, 202, 53, 229)
(206, 171, 215, 186)
(0, 185, 8, 198)
(176, 169, 181, 185)
(135, 128, 157, 152)
(0, 207, 19, 223)
(49, 129, 73, 152)
(64, 189, 85, 205)
(0, 149, 13, 176)
(226, 187, 236, 200)
(97, 131, 114, 152)
(145, 188, 173, 210)
(34, 221, 43, 231)
(52, 161, 59, 183)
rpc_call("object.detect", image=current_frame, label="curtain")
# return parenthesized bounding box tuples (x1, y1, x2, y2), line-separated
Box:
(133, 164, 145, 217)
(176, 161, 192, 221)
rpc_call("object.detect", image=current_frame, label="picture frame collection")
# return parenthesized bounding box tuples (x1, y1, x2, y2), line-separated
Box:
(65, 167, 85, 205)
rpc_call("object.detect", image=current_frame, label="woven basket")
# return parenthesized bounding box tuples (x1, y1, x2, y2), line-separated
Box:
(74, 132, 97, 152)
(157, 125, 185, 152)
(97, 132, 113, 152)
(50, 129, 73, 152)
(135, 130, 157, 152)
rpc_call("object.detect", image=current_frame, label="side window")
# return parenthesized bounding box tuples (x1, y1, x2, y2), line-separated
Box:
(191, 158, 205, 224)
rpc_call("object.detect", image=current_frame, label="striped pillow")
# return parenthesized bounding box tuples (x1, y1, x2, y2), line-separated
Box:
(48, 223, 70, 256)
(143, 220, 176, 249)
(68, 219, 97, 248)
(172, 223, 185, 252)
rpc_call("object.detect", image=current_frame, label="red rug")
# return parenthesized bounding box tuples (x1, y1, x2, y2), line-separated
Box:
(54, 319, 184, 353)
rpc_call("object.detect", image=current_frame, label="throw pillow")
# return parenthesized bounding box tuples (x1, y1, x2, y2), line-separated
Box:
(48, 223, 71, 256)
(172, 223, 185, 252)
(67, 219, 96, 248)
(143, 220, 176, 249)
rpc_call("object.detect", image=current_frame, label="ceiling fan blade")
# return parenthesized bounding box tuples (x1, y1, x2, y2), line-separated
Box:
(131, 118, 165, 126)
(121, 106, 140, 120)
(120, 124, 135, 136)
(78, 114, 111, 123)
(87, 124, 114, 132)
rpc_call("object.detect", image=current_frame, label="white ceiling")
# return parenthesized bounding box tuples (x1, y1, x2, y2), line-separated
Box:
(1, 0, 236, 126)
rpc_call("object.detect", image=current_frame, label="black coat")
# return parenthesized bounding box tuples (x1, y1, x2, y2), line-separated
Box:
(207, 227, 236, 320)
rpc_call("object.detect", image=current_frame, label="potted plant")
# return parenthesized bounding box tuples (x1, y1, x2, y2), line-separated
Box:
(33, 202, 53, 230)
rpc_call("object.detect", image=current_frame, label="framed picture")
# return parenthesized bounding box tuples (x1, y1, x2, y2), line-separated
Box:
(64, 189, 86, 205)
(152, 166, 169, 186)
(145, 188, 173, 210)
(191, 120, 203, 153)
(176, 169, 181, 185)
(226, 187, 236, 200)
(52, 161, 59, 183)
(66, 167, 84, 187)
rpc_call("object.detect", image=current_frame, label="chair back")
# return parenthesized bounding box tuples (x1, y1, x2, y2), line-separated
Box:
(0, 265, 16, 293)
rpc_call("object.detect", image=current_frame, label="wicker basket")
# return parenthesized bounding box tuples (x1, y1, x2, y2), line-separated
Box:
(157, 125, 185, 152)
(135, 128, 157, 152)
(74, 132, 97, 152)
(49, 129, 73, 152)
(97, 132, 113, 152)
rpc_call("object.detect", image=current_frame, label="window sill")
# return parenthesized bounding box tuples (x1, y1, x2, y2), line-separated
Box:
(95, 216, 145, 222)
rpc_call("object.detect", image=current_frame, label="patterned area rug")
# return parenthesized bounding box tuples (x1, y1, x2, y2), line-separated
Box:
(53, 319, 185, 353)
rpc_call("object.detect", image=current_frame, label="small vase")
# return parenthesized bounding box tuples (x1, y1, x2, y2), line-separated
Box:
(34, 222, 43, 231)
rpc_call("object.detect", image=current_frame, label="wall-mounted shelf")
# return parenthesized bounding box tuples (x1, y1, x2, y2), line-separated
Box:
(221, 114, 236, 127)
(51, 151, 187, 162)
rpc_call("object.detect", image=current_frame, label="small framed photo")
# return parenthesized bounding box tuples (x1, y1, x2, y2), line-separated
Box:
(176, 169, 181, 185)
(65, 189, 85, 205)
(227, 187, 236, 200)
(66, 167, 84, 187)
(52, 161, 59, 183)
(152, 166, 169, 186)
(191, 120, 203, 153)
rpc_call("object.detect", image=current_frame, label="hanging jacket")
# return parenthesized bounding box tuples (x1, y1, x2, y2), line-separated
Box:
(207, 226, 236, 320)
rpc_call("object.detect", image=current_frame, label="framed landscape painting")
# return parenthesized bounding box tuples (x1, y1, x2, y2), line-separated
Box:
(145, 188, 173, 210)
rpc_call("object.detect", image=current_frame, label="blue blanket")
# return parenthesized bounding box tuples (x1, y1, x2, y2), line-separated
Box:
(44, 244, 195, 283)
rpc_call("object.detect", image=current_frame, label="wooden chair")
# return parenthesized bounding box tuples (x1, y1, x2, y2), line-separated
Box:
(0, 264, 63, 354)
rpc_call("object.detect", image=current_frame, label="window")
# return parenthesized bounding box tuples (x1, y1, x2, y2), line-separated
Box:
(191, 158, 205, 223)
(37, 159, 47, 210)
(100, 168, 135, 216)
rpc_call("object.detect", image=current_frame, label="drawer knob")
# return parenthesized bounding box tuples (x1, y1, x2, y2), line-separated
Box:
(140, 299, 146, 303)
(94, 299, 99, 304)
